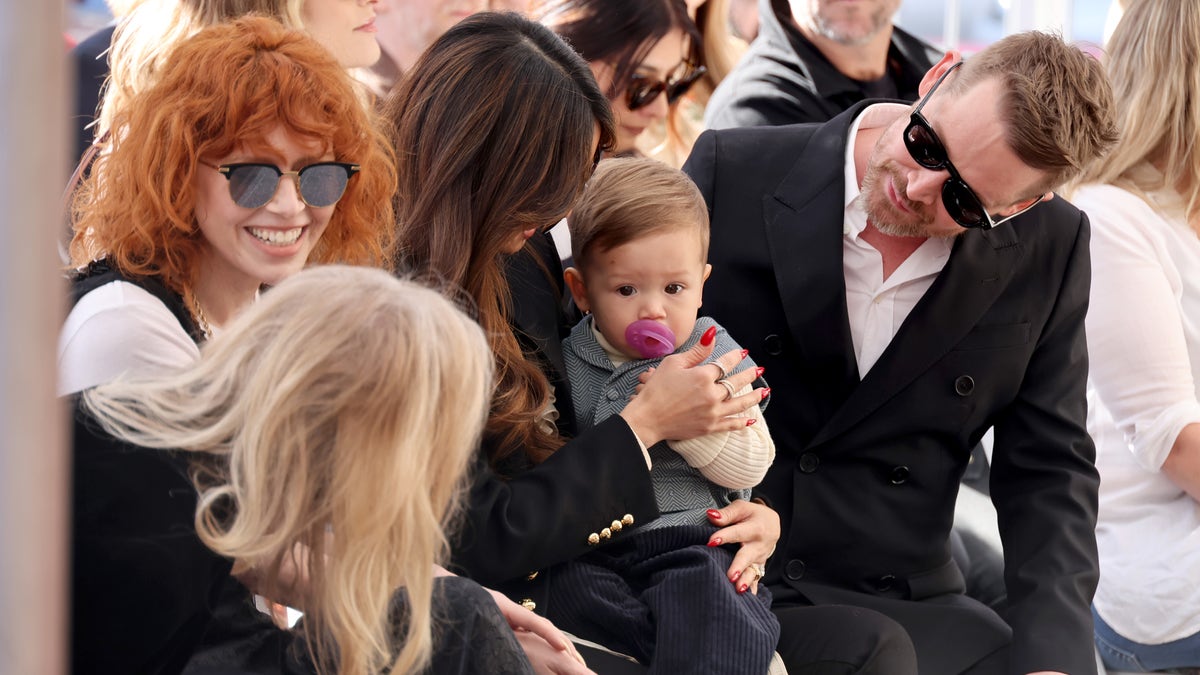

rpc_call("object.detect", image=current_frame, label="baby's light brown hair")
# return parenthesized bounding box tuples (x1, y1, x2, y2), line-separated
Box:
(569, 157, 710, 271)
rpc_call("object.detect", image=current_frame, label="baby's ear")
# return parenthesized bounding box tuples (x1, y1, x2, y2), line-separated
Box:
(702, 263, 712, 283)
(563, 267, 591, 313)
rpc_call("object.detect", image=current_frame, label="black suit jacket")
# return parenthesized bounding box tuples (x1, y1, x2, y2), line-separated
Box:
(683, 105, 1100, 674)
(449, 232, 660, 613)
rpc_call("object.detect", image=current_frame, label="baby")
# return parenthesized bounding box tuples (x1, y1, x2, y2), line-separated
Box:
(550, 157, 779, 675)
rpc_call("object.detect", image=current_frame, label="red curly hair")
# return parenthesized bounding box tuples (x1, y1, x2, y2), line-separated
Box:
(70, 16, 395, 292)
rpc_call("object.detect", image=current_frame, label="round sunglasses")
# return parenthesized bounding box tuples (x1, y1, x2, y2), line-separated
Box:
(625, 61, 707, 111)
(199, 161, 360, 210)
(902, 61, 1043, 230)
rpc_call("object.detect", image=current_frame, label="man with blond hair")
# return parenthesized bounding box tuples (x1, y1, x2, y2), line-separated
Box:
(685, 32, 1118, 674)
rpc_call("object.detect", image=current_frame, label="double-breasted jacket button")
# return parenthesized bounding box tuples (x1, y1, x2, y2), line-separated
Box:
(875, 574, 896, 593)
(763, 334, 784, 356)
(526, 571, 539, 581)
(587, 532, 600, 546)
(798, 453, 820, 474)
(610, 520, 623, 532)
(600, 527, 612, 540)
(622, 514, 635, 526)
(605, 388, 620, 401)
(785, 559, 807, 580)
(520, 598, 537, 611)
(954, 375, 975, 396)
(889, 466, 910, 485)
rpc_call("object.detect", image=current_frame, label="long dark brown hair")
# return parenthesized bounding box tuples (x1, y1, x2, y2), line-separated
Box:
(381, 11, 616, 468)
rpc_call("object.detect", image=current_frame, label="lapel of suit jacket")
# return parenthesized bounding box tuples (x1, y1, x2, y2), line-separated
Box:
(505, 232, 570, 384)
(763, 105, 867, 412)
(809, 221, 1025, 448)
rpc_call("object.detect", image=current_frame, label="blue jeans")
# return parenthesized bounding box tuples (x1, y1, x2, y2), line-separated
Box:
(1094, 606, 1200, 672)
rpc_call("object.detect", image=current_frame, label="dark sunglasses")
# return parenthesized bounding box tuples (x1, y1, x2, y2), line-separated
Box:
(625, 62, 707, 111)
(199, 160, 360, 209)
(903, 61, 1042, 230)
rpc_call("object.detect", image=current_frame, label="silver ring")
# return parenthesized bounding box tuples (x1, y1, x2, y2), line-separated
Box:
(717, 379, 737, 401)
(711, 361, 730, 382)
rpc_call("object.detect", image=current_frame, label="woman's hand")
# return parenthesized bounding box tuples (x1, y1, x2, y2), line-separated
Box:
(485, 587, 593, 674)
(706, 499, 780, 595)
(620, 326, 764, 447)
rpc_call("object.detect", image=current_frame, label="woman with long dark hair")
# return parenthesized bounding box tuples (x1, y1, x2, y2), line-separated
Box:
(382, 12, 779, 671)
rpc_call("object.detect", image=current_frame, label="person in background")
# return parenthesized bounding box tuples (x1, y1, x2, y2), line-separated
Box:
(382, 12, 779, 673)
(536, 0, 707, 166)
(1068, 0, 1200, 670)
(59, 16, 394, 395)
(705, 0, 941, 129)
(72, 264, 535, 675)
(363, 0, 486, 96)
(90, 0, 382, 151)
(70, 0, 139, 163)
(685, 30, 1117, 674)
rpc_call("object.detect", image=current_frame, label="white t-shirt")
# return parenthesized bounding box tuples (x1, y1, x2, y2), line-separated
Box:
(1074, 181, 1200, 644)
(58, 280, 200, 395)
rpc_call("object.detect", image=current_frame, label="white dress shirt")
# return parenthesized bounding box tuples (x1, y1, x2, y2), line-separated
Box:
(1074, 179, 1200, 644)
(842, 104, 953, 378)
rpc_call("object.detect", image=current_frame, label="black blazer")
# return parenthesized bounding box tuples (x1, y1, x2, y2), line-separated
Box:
(449, 232, 660, 613)
(683, 105, 1100, 675)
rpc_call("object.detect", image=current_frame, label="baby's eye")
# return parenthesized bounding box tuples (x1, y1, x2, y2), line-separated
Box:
(617, 286, 636, 297)
(665, 283, 684, 294)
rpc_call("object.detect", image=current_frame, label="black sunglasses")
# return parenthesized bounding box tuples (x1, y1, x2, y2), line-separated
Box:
(625, 62, 707, 111)
(199, 161, 360, 209)
(903, 61, 1042, 230)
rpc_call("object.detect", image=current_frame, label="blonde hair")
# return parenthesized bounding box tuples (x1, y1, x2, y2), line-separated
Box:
(96, 0, 305, 142)
(82, 265, 493, 675)
(569, 157, 710, 270)
(1071, 0, 1200, 225)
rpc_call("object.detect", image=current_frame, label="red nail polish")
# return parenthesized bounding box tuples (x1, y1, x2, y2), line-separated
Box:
(761, 387, 771, 401)
(746, 419, 756, 427)
(740, 349, 749, 359)
(706, 509, 722, 520)
(707, 537, 722, 547)
(738, 584, 749, 594)
(755, 367, 765, 377)
(730, 570, 742, 583)
(701, 326, 717, 346)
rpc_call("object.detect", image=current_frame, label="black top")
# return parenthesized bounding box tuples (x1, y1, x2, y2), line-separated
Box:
(70, 23, 115, 166)
(70, 399, 535, 675)
(704, 0, 942, 129)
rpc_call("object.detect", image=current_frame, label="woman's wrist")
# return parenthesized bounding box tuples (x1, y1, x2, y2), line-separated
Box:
(619, 401, 662, 448)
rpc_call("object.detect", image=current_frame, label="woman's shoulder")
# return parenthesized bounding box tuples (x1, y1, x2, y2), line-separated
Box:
(59, 279, 200, 395)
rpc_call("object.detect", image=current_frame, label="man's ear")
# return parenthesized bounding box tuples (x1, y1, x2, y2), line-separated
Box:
(563, 267, 590, 314)
(918, 51, 963, 98)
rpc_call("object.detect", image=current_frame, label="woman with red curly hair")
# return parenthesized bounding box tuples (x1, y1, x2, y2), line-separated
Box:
(58, 15, 395, 395)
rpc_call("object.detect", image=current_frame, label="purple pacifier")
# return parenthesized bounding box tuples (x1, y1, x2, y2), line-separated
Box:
(625, 320, 676, 360)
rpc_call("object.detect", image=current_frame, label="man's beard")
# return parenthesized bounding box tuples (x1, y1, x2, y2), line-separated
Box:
(857, 159, 957, 239)
(813, 3, 893, 46)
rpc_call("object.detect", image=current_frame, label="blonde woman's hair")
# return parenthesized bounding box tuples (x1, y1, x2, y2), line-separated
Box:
(1070, 0, 1200, 225)
(95, 0, 305, 142)
(82, 265, 493, 675)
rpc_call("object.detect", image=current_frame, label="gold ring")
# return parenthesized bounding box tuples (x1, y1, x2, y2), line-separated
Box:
(749, 563, 766, 579)
(717, 379, 737, 401)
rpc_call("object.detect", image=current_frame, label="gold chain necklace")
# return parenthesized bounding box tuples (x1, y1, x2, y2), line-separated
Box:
(186, 290, 214, 341)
